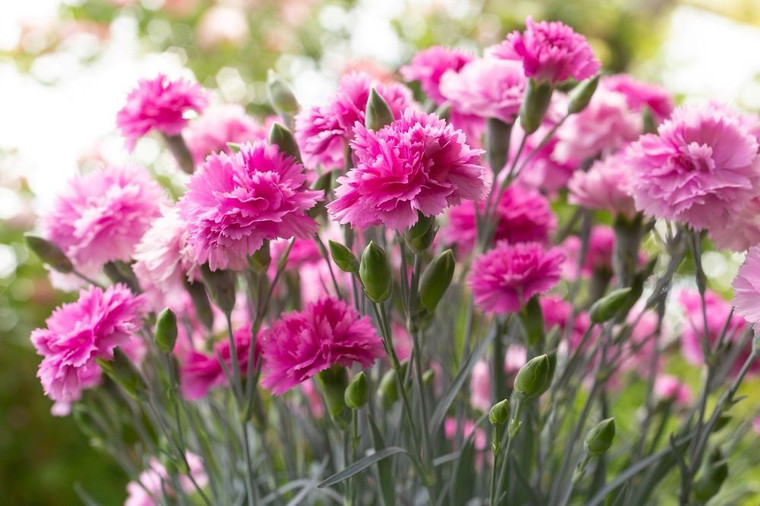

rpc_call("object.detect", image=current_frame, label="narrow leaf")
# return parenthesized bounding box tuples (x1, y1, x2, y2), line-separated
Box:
(318, 447, 408, 488)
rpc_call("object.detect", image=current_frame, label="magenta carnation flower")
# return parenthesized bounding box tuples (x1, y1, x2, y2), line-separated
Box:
(444, 184, 556, 253)
(184, 104, 269, 165)
(568, 152, 637, 218)
(260, 297, 384, 395)
(117, 73, 208, 150)
(627, 103, 760, 231)
(733, 245, 760, 324)
(492, 17, 599, 84)
(469, 241, 564, 314)
(439, 57, 525, 123)
(41, 165, 165, 271)
(31, 284, 145, 403)
(179, 140, 321, 271)
(328, 109, 488, 231)
(400, 46, 474, 104)
(603, 74, 674, 122)
(294, 72, 413, 170)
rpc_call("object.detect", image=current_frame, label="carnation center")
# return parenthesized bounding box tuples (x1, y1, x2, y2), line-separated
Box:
(678, 142, 715, 172)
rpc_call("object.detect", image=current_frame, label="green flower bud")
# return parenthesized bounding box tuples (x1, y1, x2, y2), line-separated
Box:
(520, 295, 544, 347)
(419, 249, 455, 312)
(365, 88, 394, 131)
(585, 417, 616, 456)
(200, 264, 237, 316)
(514, 354, 553, 399)
(567, 75, 600, 114)
(249, 241, 271, 273)
(377, 362, 408, 409)
(98, 349, 145, 399)
(489, 399, 510, 426)
(329, 240, 359, 274)
(694, 448, 728, 502)
(359, 241, 392, 303)
(268, 123, 302, 163)
(405, 213, 437, 252)
(535, 352, 557, 398)
(589, 288, 633, 324)
(422, 368, 436, 387)
(519, 79, 553, 134)
(642, 106, 657, 134)
(162, 133, 195, 174)
(267, 70, 300, 117)
(155, 308, 178, 353)
(344, 371, 369, 410)
(317, 366, 350, 428)
(183, 279, 214, 330)
(486, 117, 513, 174)
(25, 234, 73, 274)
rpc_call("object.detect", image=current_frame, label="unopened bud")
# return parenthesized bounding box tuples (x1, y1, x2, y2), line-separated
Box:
(514, 354, 553, 399)
(267, 70, 300, 117)
(344, 371, 369, 410)
(377, 362, 408, 409)
(419, 249, 455, 312)
(589, 288, 632, 324)
(489, 399, 510, 426)
(329, 240, 359, 274)
(365, 88, 394, 131)
(155, 308, 178, 353)
(98, 349, 145, 399)
(183, 279, 214, 330)
(316, 366, 350, 429)
(520, 295, 544, 347)
(642, 106, 657, 134)
(359, 241, 392, 303)
(406, 213, 437, 252)
(567, 75, 599, 114)
(25, 234, 73, 274)
(694, 448, 728, 502)
(486, 117, 513, 174)
(268, 123, 302, 163)
(585, 417, 615, 456)
(249, 242, 271, 273)
(200, 264, 236, 315)
(519, 79, 553, 134)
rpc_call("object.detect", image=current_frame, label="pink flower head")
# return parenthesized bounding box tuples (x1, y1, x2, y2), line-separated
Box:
(627, 103, 760, 231)
(179, 141, 321, 271)
(709, 195, 760, 252)
(439, 57, 525, 123)
(444, 184, 556, 253)
(734, 245, 760, 324)
(260, 297, 384, 395)
(444, 418, 487, 454)
(470, 360, 491, 412)
(41, 165, 164, 271)
(568, 152, 637, 218)
(125, 452, 207, 506)
(117, 73, 208, 150)
(469, 241, 564, 314)
(31, 284, 145, 403)
(562, 226, 616, 279)
(328, 108, 488, 231)
(185, 104, 269, 165)
(400, 46, 474, 104)
(541, 295, 591, 348)
(294, 72, 413, 170)
(654, 375, 693, 406)
(492, 17, 599, 84)
(602, 74, 674, 123)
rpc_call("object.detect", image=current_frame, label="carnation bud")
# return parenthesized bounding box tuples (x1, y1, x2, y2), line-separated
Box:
(344, 371, 369, 410)
(316, 366, 350, 429)
(406, 213, 437, 252)
(694, 448, 728, 502)
(535, 352, 557, 398)
(329, 240, 359, 274)
(589, 288, 632, 324)
(365, 88, 394, 131)
(584, 417, 616, 456)
(514, 354, 553, 399)
(268, 123, 302, 163)
(155, 308, 178, 353)
(377, 362, 408, 409)
(98, 349, 145, 399)
(642, 106, 657, 134)
(162, 133, 195, 174)
(267, 70, 300, 117)
(520, 295, 544, 347)
(519, 79, 553, 134)
(489, 399, 510, 426)
(200, 264, 237, 315)
(419, 249, 455, 312)
(183, 279, 214, 330)
(104, 261, 141, 294)
(567, 75, 600, 114)
(249, 241, 271, 273)
(25, 234, 73, 274)
(359, 241, 392, 303)
(486, 117, 513, 174)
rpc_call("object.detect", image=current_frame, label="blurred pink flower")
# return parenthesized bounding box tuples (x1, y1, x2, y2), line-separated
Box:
(31, 284, 145, 403)
(125, 452, 207, 506)
(709, 195, 760, 251)
(470, 360, 491, 412)
(654, 374, 693, 406)
(260, 297, 384, 395)
(196, 6, 249, 50)
(541, 295, 591, 348)
(602, 74, 674, 122)
(185, 105, 269, 164)
(401, 46, 474, 104)
(444, 418, 487, 452)
(562, 226, 616, 279)
(734, 245, 760, 324)
(328, 109, 487, 231)
(568, 152, 637, 218)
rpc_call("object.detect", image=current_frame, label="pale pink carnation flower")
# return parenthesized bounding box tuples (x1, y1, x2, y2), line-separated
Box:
(627, 103, 760, 231)
(505, 345, 528, 375)
(41, 165, 164, 271)
(470, 360, 491, 412)
(603, 74, 674, 122)
(734, 245, 760, 324)
(444, 418, 488, 470)
(469, 241, 564, 314)
(117, 73, 208, 150)
(444, 184, 556, 253)
(184, 104, 269, 164)
(654, 375, 693, 406)
(617, 308, 660, 376)
(179, 141, 321, 271)
(492, 17, 599, 84)
(400, 46, 474, 104)
(328, 109, 488, 231)
(439, 57, 525, 123)
(294, 72, 413, 170)
(709, 195, 760, 252)
(260, 297, 384, 395)
(31, 284, 145, 403)
(568, 152, 637, 218)
(125, 452, 207, 506)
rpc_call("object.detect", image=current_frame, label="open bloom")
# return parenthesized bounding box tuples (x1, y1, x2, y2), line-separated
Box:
(709, 195, 760, 252)
(184, 104, 269, 164)
(491, 17, 599, 84)
(400, 46, 474, 104)
(733, 245, 760, 324)
(117, 73, 208, 150)
(568, 152, 637, 218)
(260, 297, 384, 395)
(469, 241, 564, 314)
(328, 109, 488, 231)
(179, 141, 321, 271)
(31, 284, 145, 403)
(41, 165, 164, 271)
(602, 74, 674, 123)
(654, 375, 693, 406)
(125, 452, 208, 506)
(627, 103, 760, 231)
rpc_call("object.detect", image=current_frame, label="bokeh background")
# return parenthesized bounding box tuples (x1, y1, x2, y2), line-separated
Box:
(2, 0, 760, 503)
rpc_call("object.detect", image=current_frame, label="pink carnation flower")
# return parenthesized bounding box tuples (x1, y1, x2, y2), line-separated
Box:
(562, 226, 616, 279)
(602, 74, 674, 122)
(260, 297, 384, 395)
(328, 109, 488, 231)
(469, 241, 564, 314)
(469, 360, 491, 413)
(117, 73, 208, 150)
(541, 295, 591, 348)
(294, 72, 413, 170)
(654, 375, 693, 406)
(734, 245, 760, 324)
(444, 184, 556, 253)
(568, 152, 637, 218)
(41, 165, 164, 271)
(125, 452, 207, 506)
(439, 57, 525, 123)
(400, 46, 474, 104)
(31, 284, 145, 403)
(492, 17, 599, 84)
(627, 103, 760, 231)
(184, 104, 269, 165)
(179, 141, 321, 271)
(709, 195, 760, 252)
